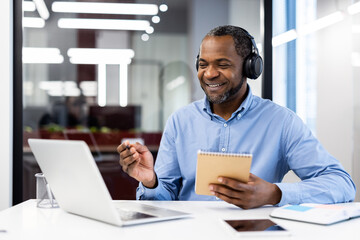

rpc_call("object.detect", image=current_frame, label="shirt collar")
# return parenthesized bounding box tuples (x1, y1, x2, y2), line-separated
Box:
(202, 84, 253, 120)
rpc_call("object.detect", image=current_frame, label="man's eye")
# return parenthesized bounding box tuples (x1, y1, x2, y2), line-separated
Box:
(219, 64, 230, 68)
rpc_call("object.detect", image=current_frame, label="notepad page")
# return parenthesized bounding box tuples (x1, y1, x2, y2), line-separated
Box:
(195, 151, 252, 196)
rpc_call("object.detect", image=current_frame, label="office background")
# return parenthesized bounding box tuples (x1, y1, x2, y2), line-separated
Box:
(1, 0, 360, 210)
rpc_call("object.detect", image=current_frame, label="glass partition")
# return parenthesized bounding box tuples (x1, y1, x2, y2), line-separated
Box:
(272, 0, 360, 194)
(21, 0, 263, 201)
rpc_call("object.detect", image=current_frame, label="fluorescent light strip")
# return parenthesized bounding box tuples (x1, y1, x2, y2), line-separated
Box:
(39, 81, 97, 97)
(23, 55, 63, 64)
(52, 1, 158, 15)
(119, 64, 128, 107)
(39, 81, 76, 90)
(272, 29, 297, 47)
(33, 0, 50, 20)
(68, 48, 134, 64)
(69, 56, 131, 65)
(23, 47, 64, 64)
(80, 81, 97, 97)
(39, 81, 80, 97)
(348, 1, 360, 15)
(272, 11, 345, 47)
(166, 76, 186, 91)
(23, 17, 45, 28)
(23, 1, 36, 12)
(58, 18, 150, 31)
(98, 64, 106, 107)
(298, 11, 344, 36)
(48, 88, 80, 97)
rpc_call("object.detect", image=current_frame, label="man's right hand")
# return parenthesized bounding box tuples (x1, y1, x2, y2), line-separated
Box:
(117, 141, 157, 188)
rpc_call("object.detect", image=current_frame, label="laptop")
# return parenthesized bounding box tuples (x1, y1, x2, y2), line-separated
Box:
(28, 138, 190, 226)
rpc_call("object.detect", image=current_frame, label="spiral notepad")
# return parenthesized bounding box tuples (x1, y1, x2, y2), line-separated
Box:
(195, 150, 252, 196)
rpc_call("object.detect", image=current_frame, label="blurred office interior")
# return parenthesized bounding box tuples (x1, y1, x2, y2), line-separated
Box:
(1, 0, 360, 209)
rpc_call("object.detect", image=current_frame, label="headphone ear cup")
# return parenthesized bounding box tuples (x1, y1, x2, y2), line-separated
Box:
(243, 54, 263, 79)
(195, 54, 199, 71)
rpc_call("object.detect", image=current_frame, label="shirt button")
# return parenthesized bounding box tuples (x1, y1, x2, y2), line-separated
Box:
(221, 148, 226, 152)
(224, 123, 227, 127)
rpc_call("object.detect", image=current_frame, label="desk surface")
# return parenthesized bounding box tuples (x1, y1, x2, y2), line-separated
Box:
(0, 200, 360, 240)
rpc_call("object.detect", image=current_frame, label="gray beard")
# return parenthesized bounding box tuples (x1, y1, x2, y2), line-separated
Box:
(205, 77, 245, 104)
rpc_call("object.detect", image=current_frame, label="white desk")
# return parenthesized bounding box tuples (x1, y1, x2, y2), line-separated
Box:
(0, 200, 360, 240)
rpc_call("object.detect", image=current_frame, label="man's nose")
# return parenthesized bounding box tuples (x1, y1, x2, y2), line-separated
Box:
(204, 65, 219, 79)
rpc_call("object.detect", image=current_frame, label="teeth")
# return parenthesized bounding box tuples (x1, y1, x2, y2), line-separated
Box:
(208, 83, 221, 87)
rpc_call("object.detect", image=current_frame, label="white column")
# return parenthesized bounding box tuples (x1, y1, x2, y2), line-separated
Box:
(0, 0, 13, 210)
(119, 63, 128, 107)
(97, 63, 106, 107)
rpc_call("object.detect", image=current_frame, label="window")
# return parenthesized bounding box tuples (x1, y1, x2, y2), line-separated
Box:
(273, 0, 317, 133)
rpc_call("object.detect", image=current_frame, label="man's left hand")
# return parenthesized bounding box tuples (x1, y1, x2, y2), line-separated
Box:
(209, 173, 282, 209)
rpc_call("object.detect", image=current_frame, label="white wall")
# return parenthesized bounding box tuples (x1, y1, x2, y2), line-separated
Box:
(229, 0, 262, 97)
(188, 0, 229, 101)
(317, 19, 353, 173)
(0, 0, 13, 210)
(316, 1, 356, 200)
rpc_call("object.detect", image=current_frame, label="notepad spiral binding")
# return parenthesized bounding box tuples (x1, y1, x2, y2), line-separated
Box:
(197, 150, 252, 158)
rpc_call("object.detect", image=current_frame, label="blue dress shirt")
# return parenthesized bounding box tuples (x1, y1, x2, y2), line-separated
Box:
(136, 86, 356, 206)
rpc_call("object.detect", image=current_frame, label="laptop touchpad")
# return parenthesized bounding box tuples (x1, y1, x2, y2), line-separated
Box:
(117, 209, 155, 221)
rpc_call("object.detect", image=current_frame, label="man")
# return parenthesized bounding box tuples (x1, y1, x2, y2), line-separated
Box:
(118, 25, 355, 209)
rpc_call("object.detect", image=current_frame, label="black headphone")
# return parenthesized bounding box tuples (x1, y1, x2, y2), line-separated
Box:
(195, 28, 263, 80)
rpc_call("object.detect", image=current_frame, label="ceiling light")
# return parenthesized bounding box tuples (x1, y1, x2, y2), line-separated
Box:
(33, 0, 50, 20)
(23, 1, 36, 12)
(141, 34, 149, 41)
(98, 64, 106, 107)
(297, 11, 344, 36)
(58, 18, 150, 31)
(23, 47, 64, 64)
(80, 81, 97, 97)
(119, 64, 128, 107)
(272, 29, 297, 47)
(146, 26, 154, 34)
(348, 1, 360, 15)
(52, 1, 158, 15)
(152, 16, 160, 24)
(166, 76, 186, 90)
(39, 81, 81, 97)
(67, 48, 135, 64)
(159, 4, 168, 12)
(23, 17, 45, 28)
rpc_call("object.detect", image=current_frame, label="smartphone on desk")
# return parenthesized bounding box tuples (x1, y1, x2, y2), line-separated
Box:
(223, 219, 291, 237)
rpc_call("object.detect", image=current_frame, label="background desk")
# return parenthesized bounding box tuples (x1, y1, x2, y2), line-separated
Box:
(0, 200, 360, 240)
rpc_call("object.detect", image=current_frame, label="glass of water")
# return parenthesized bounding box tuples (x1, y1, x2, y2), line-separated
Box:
(35, 173, 58, 208)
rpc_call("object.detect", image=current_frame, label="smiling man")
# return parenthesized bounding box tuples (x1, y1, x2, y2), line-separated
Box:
(118, 25, 355, 209)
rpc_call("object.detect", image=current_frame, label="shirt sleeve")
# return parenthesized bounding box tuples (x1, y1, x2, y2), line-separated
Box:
(136, 115, 182, 200)
(275, 112, 356, 206)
